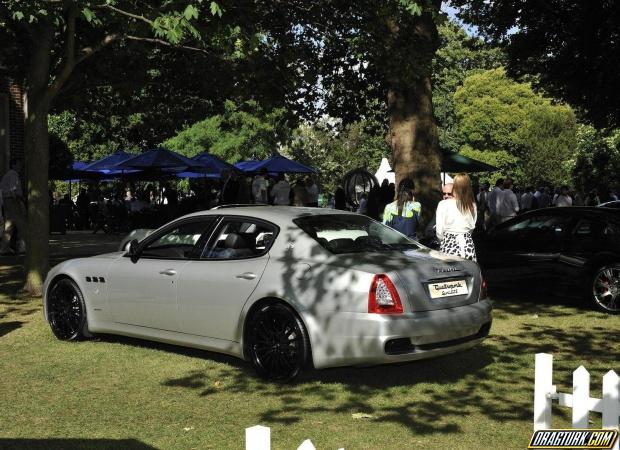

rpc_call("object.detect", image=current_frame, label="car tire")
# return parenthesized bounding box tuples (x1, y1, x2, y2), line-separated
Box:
(47, 278, 90, 340)
(246, 303, 310, 381)
(590, 264, 620, 314)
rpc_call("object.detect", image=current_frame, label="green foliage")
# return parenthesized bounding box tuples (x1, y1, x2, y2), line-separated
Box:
(454, 68, 577, 187)
(49, 111, 140, 163)
(458, 146, 519, 186)
(162, 100, 289, 162)
(432, 21, 504, 153)
(285, 120, 390, 194)
(573, 126, 620, 194)
(450, 0, 620, 128)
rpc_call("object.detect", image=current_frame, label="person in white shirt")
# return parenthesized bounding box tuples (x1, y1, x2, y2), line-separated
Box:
(553, 185, 573, 207)
(496, 178, 519, 223)
(0, 159, 27, 254)
(521, 186, 534, 211)
(487, 178, 503, 227)
(305, 177, 319, 207)
(251, 169, 269, 204)
(436, 173, 478, 261)
(270, 174, 291, 205)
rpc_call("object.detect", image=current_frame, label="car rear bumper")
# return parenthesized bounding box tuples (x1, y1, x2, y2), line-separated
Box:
(302, 299, 493, 369)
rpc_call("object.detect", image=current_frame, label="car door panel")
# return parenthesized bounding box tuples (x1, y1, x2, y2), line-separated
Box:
(106, 217, 216, 332)
(177, 257, 269, 340)
(107, 258, 188, 331)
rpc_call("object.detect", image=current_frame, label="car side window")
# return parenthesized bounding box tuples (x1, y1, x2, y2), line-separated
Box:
(573, 219, 607, 237)
(201, 219, 277, 260)
(140, 219, 214, 259)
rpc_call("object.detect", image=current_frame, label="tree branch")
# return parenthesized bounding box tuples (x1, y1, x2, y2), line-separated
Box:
(95, 3, 153, 27)
(47, 5, 78, 101)
(126, 35, 209, 54)
(76, 33, 122, 65)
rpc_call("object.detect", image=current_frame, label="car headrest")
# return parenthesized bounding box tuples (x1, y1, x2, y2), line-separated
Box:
(225, 233, 250, 249)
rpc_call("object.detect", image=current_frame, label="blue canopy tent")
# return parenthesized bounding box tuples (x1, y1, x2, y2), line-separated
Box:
(114, 147, 207, 174)
(83, 150, 133, 172)
(235, 154, 318, 174)
(176, 151, 239, 179)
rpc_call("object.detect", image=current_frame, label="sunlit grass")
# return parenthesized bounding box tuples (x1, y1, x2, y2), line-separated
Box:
(0, 285, 618, 449)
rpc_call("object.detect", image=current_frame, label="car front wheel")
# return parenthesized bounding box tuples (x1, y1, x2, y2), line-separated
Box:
(246, 303, 310, 381)
(47, 278, 89, 340)
(591, 264, 620, 314)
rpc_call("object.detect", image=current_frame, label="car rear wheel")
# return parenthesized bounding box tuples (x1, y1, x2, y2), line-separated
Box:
(47, 278, 89, 340)
(591, 264, 620, 314)
(247, 303, 309, 381)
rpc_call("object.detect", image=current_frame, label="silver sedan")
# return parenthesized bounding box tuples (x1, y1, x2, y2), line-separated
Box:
(43, 206, 492, 380)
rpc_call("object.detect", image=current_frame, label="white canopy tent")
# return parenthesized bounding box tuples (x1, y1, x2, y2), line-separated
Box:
(374, 157, 454, 186)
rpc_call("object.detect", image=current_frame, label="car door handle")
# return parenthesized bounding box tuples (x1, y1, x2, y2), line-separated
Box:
(159, 269, 177, 276)
(236, 272, 257, 280)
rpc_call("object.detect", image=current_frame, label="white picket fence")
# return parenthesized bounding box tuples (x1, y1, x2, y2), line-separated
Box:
(534, 353, 620, 450)
(245, 425, 344, 450)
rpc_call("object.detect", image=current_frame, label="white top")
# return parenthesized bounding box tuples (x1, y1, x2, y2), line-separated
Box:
(252, 176, 268, 203)
(554, 194, 572, 207)
(270, 180, 291, 205)
(487, 187, 501, 214)
(521, 192, 533, 209)
(0, 169, 22, 198)
(435, 199, 477, 241)
(497, 189, 519, 218)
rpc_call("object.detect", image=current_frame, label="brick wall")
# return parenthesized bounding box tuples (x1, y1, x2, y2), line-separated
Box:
(0, 77, 25, 176)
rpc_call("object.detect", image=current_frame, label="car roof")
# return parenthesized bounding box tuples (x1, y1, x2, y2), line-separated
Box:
(518, 206, 620, 220)
(180, 206, 359, 225)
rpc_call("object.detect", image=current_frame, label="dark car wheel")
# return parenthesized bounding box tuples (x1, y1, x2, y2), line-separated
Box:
(247, 303, 310, 381)
(47, 278, 89, 340)
(591, 264, 620, 314)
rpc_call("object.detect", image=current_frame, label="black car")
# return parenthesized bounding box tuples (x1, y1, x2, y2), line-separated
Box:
(475, 207, 620, 314)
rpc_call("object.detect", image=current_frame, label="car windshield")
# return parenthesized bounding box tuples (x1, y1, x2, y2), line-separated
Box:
(294, 214, 420, 254)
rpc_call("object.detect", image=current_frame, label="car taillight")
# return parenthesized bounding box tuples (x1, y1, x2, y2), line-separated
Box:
(369, 274, 403, 314)
(480, 277, 488, 300)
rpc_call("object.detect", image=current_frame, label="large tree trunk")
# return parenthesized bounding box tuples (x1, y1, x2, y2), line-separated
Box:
(388, 75, 441, 224)
(23, 22, 54, 296)
(387, 3, 442, 225)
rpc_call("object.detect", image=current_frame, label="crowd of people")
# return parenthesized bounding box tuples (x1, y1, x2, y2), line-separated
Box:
(2, 156, 618, 263)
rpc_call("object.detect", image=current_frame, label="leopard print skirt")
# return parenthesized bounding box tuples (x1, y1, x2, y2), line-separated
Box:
(440, 231, 477, 261)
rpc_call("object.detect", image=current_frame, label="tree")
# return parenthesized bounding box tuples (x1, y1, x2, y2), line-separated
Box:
(0, 1, 237, 294)
(454, 68, 577, 186)
(163, 100, 289, 161)
(450, 0, 620, 128)
(286, 119, 391, 194)
(432, 20, 504, 153)
(573, 126, 620, 194)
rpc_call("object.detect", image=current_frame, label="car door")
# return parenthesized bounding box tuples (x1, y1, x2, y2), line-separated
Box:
(525, 212, 576, 283)
(475, 215, 538, 283)
(560, 215, 616, 280)
(106, 217, 216, 331)
(176, 217, 278, 341)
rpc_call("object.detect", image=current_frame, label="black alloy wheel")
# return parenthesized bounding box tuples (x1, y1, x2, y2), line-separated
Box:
(47, 278, 88, 340)
(247, 303, 309, 381)
(591, 264, 620, 314)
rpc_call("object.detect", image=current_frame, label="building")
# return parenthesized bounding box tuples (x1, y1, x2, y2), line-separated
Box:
(0, 77, 25, 175)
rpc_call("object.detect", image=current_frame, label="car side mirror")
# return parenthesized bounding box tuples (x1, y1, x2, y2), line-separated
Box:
(126, 239, 140, 259)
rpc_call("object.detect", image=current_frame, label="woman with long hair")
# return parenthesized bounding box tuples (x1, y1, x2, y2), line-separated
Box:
(436, 172, 477, 260)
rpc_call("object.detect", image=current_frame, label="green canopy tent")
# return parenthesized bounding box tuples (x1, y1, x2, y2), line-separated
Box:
(441, 152, 498, 173)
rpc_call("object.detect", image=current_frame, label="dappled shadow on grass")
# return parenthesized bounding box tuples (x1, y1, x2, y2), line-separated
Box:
(154, 309, 616, 437)
(0, 321, 23, 338)
(0, 438, 158, 450)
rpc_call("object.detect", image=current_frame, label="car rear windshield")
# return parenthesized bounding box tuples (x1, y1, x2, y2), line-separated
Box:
(294, 214, 420, 254)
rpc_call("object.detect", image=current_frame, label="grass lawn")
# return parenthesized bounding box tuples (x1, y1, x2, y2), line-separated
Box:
(0, 244, 618, 449)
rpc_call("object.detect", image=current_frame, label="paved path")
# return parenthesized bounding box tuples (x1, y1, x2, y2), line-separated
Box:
(0, 231, 124, 297)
